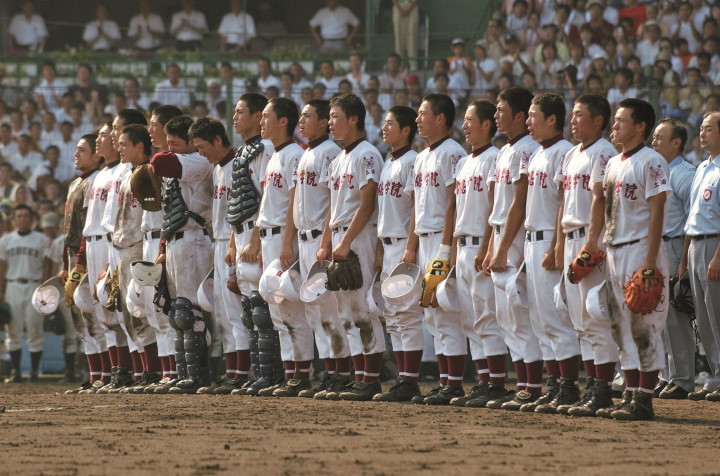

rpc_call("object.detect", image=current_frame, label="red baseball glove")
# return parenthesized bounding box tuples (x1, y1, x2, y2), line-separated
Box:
(624, 267, 664, 315)
(567, 246, 606, 284)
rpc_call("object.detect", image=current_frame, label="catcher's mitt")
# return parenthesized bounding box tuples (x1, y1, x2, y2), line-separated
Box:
(669, 271, 694, 318)
(64, 267, 84, 307)
(624, 267, 664, 315)
(420, 258, 450, 308)
(567, 246, 605, 284)
(106, 268, 121, 311)
(130, 163, 163, 211)
(326, 250, 363, 291)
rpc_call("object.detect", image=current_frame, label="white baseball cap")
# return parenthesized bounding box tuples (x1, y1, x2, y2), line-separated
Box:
(553, 275, 568, 313)
(278, 261, 302, 303)
(436, 266, 460, 313)
(506, 263, 528, 311)
(381, 263, 422, 307)
(197, 268, 214, 313)
(491, 267, 516, 292)
(259, 258, 285, 305)
(586, 281, 610, 321)
(73, 274, 96, 314)
(96, 270, 110, 306)
(131, 260, 162, 287)
(32, 276, 62, 315)
(125, 278, 145, 318)
(238, 260, 263, 285)
(366, 269, 385, 315)
(300, 260, 331, 304)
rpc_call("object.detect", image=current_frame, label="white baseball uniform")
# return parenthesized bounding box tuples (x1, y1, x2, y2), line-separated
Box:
(257, 140, 313, 362)
(599, 145, 671, 372)
(377, 144, 424, 354)
(46, 235, 79, 355)
(407, 136, 466, 357)
(294, 136, 350, 360)
(454, 145, 508, 360)
(488, 132, 541, 363)
(523, 136, 580, 362)
(326, 139, 386, 356)
(684, 154, 720, 391)
(560, 138, 618, 365)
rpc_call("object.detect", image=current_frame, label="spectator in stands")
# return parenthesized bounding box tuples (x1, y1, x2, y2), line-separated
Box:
(535, 42, 565, 90)
(499, 35, 532, 84)
(8, 134, 42, 178)
(585, 0, 613, 45)
(448, 39, 472, 91)
(521, 71, 539, 93)
(472, 42, 497, 95)
(689, 37, 720, 77)
(379, 53, 406, 94)
(28, 144, 58, 192)
(659, 37, 684, 75)
(555, 4, 580, 43)
(0, 164, 15, 200)
(534, 24, 570, 63)
(392, 0, 419, 70)
(34, 61, 67, 111)
(83, 4, 121, 52)
(607, 67, 638, 110)
(10, 111, 26, 137)
(308, 0, 360, 55)
(506, 0, 529, 32)
(566, 42, 590, 84)
(69, 103, 92, 141)
(128, 0, 165, 52)
(0, 124, 18, 160)
(679, 66, 709, 124)
(619, 0, 646, 36)
(626, 55, 647, 88)
(22, 100, 41, 127)
(153, 63, 192, 111)
(693, 52, 714, 86)
(219, 0, 256, 52)
(672, 1, 701, 54)
(279, 72, 296, 102)
(633, 20, 659, 69)
(8, 0, 47, 53)
(219, 62, 246, 99)
(39, 112, 60, 152)
(638, 3, 668, 37)
(256, 57, 280, 94)
(123, 77, 150, 112)
(521, 12, 542, 55)
(479, 18, 505, 61)
(315, 60, 340, 98)
(345, 53, 370, 92)
(311, 83, 327, 100)
(0, 70, 20, 110)
(55, 122, 76, 183)
(170, 0, 208, 51)
(405, 74, 423, 108)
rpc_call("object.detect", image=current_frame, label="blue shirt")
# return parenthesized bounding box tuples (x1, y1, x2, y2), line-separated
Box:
(685, 156, 720, 235)
(664, 156, 696, 237)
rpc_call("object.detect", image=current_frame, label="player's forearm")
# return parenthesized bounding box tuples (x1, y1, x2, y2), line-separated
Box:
(341, 185, 376, 246)
(440, 188, 456, 246)
(282, 189, 297, 247)
(497, 179, 527, 252)
(406, 207, 419, 253)
(319, 208, 333, 252)
(586, 183, 605, 248)
(643, 193, 666, 268)
(552, 189, 565, 252)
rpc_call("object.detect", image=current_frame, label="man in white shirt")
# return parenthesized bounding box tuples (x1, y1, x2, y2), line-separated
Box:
(83, 4, 121, 51)
(153, 63, 192, 111)
(308, 0, 360, 55)
(170, 0, 208, 51)
(635, 22, 662, 68)
(8, 0, 47, 52)
(315, 60, 340, 98)
(256, 58, 280, 94)
(34, 61, 67, 111)
(218, 0, 256, 52)
(128, 0, 165, 51)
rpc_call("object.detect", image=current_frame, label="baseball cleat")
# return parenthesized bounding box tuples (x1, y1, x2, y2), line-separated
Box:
(373, 379, 423, 402)
(658, 384, 689, 400)
(410, 384, 442, 405)
(214, 377, 246, 395)
(611, 390, 654, 421)
(500, 390, 540, 411)
(338, 380, 381, 401)
(596, 389, 633, 418)
(450, 382, 489, 407)
(567, 379, 613, 417)
(466, 384, 513, 408)
(314, 374, 353, 400)
(704, 388, 720, 402)
(653, 380, 668, 398)
(299, 372, 333, 398)
(231, 377, 258, 396)
(78, 380, 107, 394)
(423, 385, 464, 405)
(535, 379, 581, 414)
(153, 378, 181, 394)
(520, 377, 559, 412)
(273, 378, 311, 397)
(257, 379, 286, 397)
(688, 389, 712, 401)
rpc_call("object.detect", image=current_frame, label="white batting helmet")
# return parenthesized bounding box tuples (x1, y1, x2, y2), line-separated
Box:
(366, 269, 385, 315)
(197, 268, 214, 313)
(32, 276, 63, 316)
(131, 260, 162, 287)
(259, 258, 284, 305)
(73, 274, 96, 314)
(278, 261, 302, 303)
(381, 263, 422, 307)
(125, 279, 145, 318)
(436, 266, 460, 313)
(300, 260, 331, 304)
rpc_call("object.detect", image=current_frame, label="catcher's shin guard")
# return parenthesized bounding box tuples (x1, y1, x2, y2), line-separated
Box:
(250, 291, 279, 381)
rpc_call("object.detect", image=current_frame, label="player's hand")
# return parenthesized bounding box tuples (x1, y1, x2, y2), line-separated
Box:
(401, 248, 416, 268)
(316, 246, 331, 264)
(490, 249, 508, 273)
(373, 252, 383, 273)
(708, 256, 720, 281)
(240, 242, 259, 263)
(583, 239, 600, 255)
(224, 245, 236, 267)
(542, 248, 557, 271)
(59, 269, 68, 285)
(481, 250, 493, 276)
(677, 260, 687, 280)
(279, 242, 294, 270)
(332, 240, 350, 261)
(75, 264, 87, 274)
(154, 252, 166, 264)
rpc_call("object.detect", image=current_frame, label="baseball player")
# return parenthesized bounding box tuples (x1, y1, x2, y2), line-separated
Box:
(406, 93, 473, 405)
(583, 98, 671, 420)
(0, 205, 51, 383)
(651, 119, 696, 400)
(520, 93, 583, 413)
(447, 100, 510, 407)
(683, 111, 720, 402)
(189, 117, 253, 394)
(254, 97, 315, 397)
(316, 93, 386, 401)
(224, 93, 275, 397)
(484, 87, 544, 410)
(149, 115, 214, 394)
(293, 99, 352, 398)
(372, 105, 424, 402)
(558, 94, 621, 417)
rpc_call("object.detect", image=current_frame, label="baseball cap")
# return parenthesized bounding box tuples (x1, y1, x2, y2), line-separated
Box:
(451, 38, 465, 47)
(40, 212, 60, 228)
(592, 51, 609, 61)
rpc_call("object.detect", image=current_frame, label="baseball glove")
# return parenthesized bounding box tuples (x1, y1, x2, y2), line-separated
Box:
(106, 268, 121, 311)
(227, 272, 242, 295)
(64, 267, 84, 307)
(624, 267, 664, 315)
(130, 164, 163, 212)
(567, 246, 606, 284)
(670, 271, 694, 318)
(326, 250, 363, 291)
(420, 258, 450, 308)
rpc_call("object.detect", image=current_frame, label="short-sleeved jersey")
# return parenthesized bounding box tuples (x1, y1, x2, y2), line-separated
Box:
(454, 145, 498, 237)
(257, 142, 303, 228)
(560, 138, 615, 231)
(326, 140, 383, 229)
(597, 146, 673, 245)
(102, 162, 131, 234)
(294, 138, 341, 231)
(377, 148, 417, 238)
(64, 170, 98, 251)
(407, 137, 465, 234)
(212, 153, 235, 241)
(46, 235, 64, 267)
(664, 156, 696, 237)
(176, 152, 214, 232)
(488, 133, 539, 226)
(685, 156, 720, 236)
(84, 162, 119, 237)
(113, 165, 144, 249)
(523, 138, 572, 232)
(0, 230, 49, 280)
(230, 138, 273, 227)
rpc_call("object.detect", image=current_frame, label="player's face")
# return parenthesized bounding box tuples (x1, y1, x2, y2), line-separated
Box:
(192, 137, 221, 164)
(148, 114, 167, 149)
(494, 100, 514, 135)
(111, 117, 125, 151)
(97, 125, 114, 158)
(382, 112, 406, 149)
(416, 100, 438, 140)
(74, 138, 97, 173)
(328, 105, 352, 142)
(233, 100, 256, 136)
(651, 123, 677, 160)
(526, 103, 552, 142)
(299, 104, 326, 141)
(699, 114, 720, 153)
(611, 107, 641, 150)
(462, 105, 483, 147)
(260, 104, 283, 143)
(570, 103, 596, 143)
(118, 133, 136, 164)
(166, 134, 195, 154)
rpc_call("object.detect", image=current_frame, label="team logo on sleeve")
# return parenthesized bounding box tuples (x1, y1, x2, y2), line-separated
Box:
(521, 151, 532, 168)
(363, 156, 376, 175)
(704, 189, 713, 201)
(649, 165, 667, 186)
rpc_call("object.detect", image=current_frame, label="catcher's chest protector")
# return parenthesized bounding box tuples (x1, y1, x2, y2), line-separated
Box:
(161, 178, 191, 239)
(227, 141, 263, 231)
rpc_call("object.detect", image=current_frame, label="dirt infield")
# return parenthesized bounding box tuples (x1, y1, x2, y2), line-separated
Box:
(1, 380, 719, 476)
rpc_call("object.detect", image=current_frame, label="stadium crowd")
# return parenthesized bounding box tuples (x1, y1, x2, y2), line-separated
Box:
(0, 0, 718, 407)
